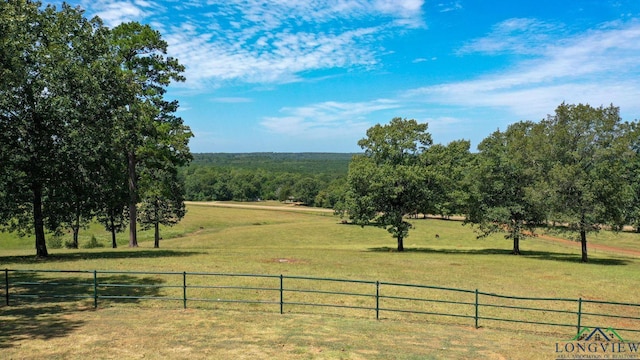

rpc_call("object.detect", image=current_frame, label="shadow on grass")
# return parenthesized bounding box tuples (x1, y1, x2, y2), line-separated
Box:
(367, 247, 629, 265)
(0, 249, 203, 265)
(0, 272, 166, 349)
(0, 304, 86, 349)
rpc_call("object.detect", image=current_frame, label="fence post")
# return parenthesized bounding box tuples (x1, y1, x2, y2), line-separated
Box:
(5, 269, 9, 306)
(183, 272, 187, 309)
(375, 281, 380, 320)
(577, 297, 582, 335)
(93, 270, 98, 309)
(280, 275, 284, 315)
(475, 289, 479, 329)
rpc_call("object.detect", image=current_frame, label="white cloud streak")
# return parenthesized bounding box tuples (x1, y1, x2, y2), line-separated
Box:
(408, 19, 640, 120)
(72, 0, 425, 88)
(261, 99, 401, 138)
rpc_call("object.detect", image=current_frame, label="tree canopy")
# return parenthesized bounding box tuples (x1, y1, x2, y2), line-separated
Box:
(0, 2, 190, 256)
(340, 118, 433, 251)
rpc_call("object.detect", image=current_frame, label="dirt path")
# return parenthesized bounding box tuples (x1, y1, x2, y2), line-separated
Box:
(536, 234, 640, 257)
(185, 201, 334, 213)
(186, 202, 640, 257)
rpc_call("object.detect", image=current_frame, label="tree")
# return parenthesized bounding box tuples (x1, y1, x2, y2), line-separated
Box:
(110, 22, 185, 247)
(621, 121, 640, 232)
(0, 1, 117, 256)
(542, 103, 632, 262)
(421, 140, 472, 219)
(96, 149, 129, 248)
(136, 97, 191, 248)
(340, 118, 433, 251)
(138, 167, 186, 248)
(466, 121, 547, 254)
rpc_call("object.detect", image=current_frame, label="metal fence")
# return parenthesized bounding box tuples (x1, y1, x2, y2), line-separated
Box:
(3, 269, 639, 337)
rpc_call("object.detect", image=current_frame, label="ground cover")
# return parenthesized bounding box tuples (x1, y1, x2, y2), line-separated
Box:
(1, 202, 638, 359)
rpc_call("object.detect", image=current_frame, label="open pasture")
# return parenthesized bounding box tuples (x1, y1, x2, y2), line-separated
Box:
(1, 202, 639, 359)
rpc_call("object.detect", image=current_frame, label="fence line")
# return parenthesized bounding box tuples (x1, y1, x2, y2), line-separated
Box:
(3, 269, 639, 337)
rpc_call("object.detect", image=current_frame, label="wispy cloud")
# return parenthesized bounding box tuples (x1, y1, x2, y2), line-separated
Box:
(407, 19, 640, 119)
(78, 0, 161, 27)
(261, 99, 401, 137)
(211, 97, 253, 103)
(73, 0, 425, 89)
(437, 1, 462, 13)
(457, 18, 563, 55)
(163, 1, 424, 88)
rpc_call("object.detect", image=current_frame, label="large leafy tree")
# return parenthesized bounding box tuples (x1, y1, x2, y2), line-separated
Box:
(136, 98, 192, 248)
(0, 1, 117, 256)
(340, 118, 433, 251)
(422, 140, 472, 218)
(110, 22, 186, 247)
(621, 121, 640, 233)
(542, 103, 632, 262)
(466, 121, 547, 254)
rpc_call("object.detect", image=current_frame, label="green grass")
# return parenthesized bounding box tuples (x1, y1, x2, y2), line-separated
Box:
(1, 202, 639, 359)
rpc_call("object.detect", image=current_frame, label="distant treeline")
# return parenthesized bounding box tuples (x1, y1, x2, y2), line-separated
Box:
(180, 153, 354, 207)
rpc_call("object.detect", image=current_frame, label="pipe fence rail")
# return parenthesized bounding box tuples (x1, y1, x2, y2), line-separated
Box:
(3, 269, 639, 337)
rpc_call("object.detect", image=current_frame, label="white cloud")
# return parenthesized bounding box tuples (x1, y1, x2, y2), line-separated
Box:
(408, 20, 640, 120)
(211, 97, 253, 103)
(80, 0, 160, 27)
(261, 99, 401, 137)
(458, 18, 563, 55)
(437, 1, 462, 13)
(163, 1, 423, 87)
(72, 0, 426, 88)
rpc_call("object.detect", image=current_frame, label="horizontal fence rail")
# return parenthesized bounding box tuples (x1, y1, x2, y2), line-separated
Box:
(2, 269, 639, 338)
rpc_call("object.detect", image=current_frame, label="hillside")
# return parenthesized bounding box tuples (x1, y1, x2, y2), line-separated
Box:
(190, 152, 356, 176)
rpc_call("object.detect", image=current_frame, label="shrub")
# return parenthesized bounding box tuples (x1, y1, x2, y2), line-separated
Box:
(48, 235, 63, 249)
(83, 235, 104, 249)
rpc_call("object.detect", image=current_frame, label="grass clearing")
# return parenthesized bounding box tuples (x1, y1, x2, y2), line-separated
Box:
(1, 202, 639, 359)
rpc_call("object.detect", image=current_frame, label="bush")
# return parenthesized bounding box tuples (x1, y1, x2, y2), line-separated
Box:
(48, 235, 63, 249)
(83, 235, 104, 249)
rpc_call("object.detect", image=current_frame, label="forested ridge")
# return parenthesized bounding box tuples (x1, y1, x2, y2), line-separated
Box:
(181, 153, 353, 207)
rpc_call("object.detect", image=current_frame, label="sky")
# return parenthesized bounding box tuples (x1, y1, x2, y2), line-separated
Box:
(57, 0, 640, 153)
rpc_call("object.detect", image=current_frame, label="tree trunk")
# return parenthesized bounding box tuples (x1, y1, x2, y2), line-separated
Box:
(397, 235, 404, 252)
(71, 226, 79, 249)
(111, 228, 117, 248)
(128, 151, 138, 247)
(512, 235, 521, 255)
(32, 183, 48, 258)
(580, 230, 588, 263)
(154, 222, 160, 248)
(108, 215, 118, 248)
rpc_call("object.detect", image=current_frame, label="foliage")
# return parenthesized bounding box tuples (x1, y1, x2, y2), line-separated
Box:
(540, 103, 633, 262)
(47, 235, 63, 249)
(181, 154, 350, 207)
(110, 21, 189, 248)
(421, 140, 473, 218)
(0, 1, 119, 257)
(0, 4, 190, 257)
(82, 235, 105, 249)
(340, 118, 433, 251)
(466, 121, 547, 254)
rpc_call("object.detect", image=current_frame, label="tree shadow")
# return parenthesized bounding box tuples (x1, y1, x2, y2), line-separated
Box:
(0, 304, 86, 349)
(0, 271, 167, 349)
(0, 249, 203, 265)
(366, 247, 629, 266)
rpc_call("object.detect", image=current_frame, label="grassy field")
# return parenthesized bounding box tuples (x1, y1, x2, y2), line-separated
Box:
(1, 202, 639, 359)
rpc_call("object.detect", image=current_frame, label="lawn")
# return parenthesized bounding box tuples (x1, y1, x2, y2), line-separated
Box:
(1, 202, 639, 359)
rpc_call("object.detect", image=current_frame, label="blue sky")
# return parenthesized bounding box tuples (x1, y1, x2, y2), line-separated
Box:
(60, 0, 640, 153)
